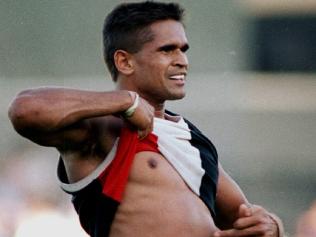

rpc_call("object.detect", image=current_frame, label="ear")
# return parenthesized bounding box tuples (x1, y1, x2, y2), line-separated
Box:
(114, 50, 134, 76)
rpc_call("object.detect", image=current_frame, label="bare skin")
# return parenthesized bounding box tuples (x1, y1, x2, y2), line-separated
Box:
(8, 19, 281, 237)
(9, 89, 218, 236)
(110, 151, 218, 237)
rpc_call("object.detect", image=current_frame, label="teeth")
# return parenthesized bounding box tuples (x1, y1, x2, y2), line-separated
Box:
(169, 75, 185, 80)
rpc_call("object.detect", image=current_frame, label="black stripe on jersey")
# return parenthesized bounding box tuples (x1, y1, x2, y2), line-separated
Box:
(183, 118, 219, 217)
(72, 179, 119, 237)
(58, 158, 119, 237)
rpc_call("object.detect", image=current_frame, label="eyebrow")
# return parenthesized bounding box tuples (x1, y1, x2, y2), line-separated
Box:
(158, 43, 190, 52)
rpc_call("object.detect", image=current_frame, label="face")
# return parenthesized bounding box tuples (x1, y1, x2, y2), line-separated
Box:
(131, 20, 189, 105)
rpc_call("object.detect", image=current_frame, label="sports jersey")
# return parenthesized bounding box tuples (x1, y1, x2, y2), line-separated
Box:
(58, 113, 218, 237)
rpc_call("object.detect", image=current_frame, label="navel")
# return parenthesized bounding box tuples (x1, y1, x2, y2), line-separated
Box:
(147, 158, 158, 169)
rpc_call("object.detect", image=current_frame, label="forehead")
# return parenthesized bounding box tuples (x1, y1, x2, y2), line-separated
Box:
(146, 20, 188, 48)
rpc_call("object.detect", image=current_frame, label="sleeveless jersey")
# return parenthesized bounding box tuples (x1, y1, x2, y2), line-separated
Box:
(58, 114, 218, 237)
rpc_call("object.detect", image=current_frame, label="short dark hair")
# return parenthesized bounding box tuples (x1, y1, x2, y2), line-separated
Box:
(103, 1, 185, 81)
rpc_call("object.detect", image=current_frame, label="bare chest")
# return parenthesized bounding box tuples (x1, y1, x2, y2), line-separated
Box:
(109, 151, 219, 237)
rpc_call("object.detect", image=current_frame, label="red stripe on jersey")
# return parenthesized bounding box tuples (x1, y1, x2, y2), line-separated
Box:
(99, 127, 159, 202)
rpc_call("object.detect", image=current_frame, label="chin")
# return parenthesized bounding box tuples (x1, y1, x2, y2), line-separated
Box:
(168, 92, 186, 101)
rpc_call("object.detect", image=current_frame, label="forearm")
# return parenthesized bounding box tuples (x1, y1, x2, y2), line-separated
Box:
(8, 87, 133, 132)
(215, 164, 249, 228)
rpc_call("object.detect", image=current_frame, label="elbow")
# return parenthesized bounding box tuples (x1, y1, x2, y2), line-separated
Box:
(8, 90, 40, 133)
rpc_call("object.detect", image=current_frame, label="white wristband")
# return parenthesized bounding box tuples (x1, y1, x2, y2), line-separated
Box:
(124, 91, 139, 118)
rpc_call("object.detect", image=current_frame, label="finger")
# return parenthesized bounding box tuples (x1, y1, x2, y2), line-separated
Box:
(138, 130, 148, 140)
(214, 225, 265, 237)
(234, 210, 277, 236)
(128, 105, 153, 130)
(214, 228, 247, 237)
(238, 203, 253, 218)
(250, 205, 266, 216)
(138, 119, 153, 140)
(233, 214, 261, 229)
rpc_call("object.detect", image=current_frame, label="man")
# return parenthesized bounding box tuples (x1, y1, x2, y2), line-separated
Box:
(9, 1, 284, 237)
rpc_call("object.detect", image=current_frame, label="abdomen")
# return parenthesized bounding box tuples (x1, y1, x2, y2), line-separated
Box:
(109, 151, 219, 237)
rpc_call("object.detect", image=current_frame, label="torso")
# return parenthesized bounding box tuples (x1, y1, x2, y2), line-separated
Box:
(61, 115, 219, 237)
(109, 151, 218, 237)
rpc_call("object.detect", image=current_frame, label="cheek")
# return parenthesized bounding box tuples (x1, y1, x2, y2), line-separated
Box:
(144, 63, 165, 77)
(135, 55, 169, 78)
(152, 60, 170, 74)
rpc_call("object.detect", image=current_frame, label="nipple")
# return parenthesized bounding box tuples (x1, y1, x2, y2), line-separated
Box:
(148, 158, 158, 169)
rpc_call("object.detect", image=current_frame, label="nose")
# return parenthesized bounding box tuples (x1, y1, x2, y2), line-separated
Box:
(173, 50, 189, 69)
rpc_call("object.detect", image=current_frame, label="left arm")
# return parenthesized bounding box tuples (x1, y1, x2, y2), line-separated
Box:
(214, 163, 249, 229)
(214, 163, 283, 237)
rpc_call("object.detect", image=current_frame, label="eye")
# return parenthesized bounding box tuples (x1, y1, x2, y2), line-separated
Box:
(181, 44, 189, 53)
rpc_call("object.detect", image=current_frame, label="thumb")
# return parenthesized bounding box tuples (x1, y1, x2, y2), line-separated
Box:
(238, 203, 252, 218)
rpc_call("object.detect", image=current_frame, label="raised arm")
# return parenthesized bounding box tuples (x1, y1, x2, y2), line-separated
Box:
(8, 87, 153, 149)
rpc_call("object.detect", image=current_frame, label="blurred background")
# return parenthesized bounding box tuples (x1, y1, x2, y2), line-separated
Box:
(1, 0, 316, 236)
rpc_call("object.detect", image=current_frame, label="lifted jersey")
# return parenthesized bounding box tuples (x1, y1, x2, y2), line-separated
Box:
(58, 114, 218, 237)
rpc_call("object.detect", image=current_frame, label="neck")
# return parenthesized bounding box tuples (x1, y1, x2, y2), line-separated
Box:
(140, 94, 165, 119)
(153, 103, 165, 119)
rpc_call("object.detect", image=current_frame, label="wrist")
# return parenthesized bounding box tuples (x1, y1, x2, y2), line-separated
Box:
(123, 91, 139, 118)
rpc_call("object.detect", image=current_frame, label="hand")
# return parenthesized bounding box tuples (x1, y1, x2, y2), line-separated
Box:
(214, 204, 279, 237)
(124, 96, 154, 139)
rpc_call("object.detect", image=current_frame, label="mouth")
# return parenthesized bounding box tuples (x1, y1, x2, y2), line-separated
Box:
(168, 73, 186, 81)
